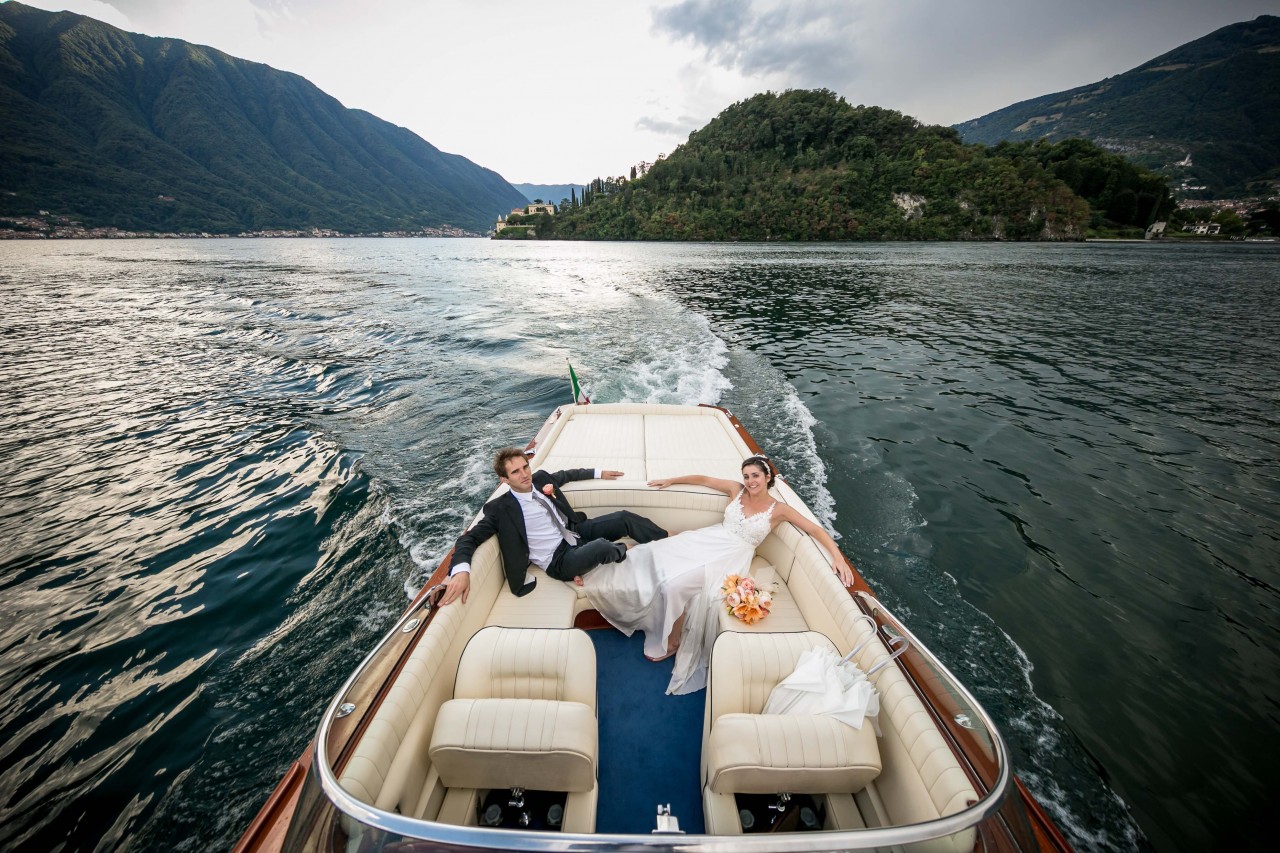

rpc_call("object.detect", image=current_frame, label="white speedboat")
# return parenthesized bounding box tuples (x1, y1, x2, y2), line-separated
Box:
(236, 403, 1073, 852)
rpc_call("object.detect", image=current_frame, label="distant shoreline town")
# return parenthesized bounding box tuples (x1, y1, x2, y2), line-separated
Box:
(0, 215, 482, 240)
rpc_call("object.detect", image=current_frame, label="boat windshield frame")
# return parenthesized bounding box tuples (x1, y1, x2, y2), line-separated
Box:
(305, 589, 1014, 851)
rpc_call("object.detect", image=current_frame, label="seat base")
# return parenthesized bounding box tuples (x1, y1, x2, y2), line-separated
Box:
(429, 697, 597, 793)
(434, 784, 598, 833)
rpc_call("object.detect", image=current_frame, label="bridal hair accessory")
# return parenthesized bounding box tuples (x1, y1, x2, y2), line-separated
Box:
(720, 573, 776, 624)
(742, 454, 777, 487)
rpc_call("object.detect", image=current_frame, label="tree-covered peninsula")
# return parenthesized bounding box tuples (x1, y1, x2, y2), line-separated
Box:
(510, 90, 1173, 242)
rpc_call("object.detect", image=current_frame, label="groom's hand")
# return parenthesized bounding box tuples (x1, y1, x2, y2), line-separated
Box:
(601, 470, 624, 480)
(439, 572, 470, 606)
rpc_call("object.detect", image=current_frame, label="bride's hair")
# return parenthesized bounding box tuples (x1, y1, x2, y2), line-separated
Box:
(741, 454, 776, 489)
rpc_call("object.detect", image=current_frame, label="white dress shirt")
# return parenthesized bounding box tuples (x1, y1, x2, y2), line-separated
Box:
(450, 470, 599, 577)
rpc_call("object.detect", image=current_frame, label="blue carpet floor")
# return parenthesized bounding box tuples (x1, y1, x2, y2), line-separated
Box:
(589, 628, 706, 834)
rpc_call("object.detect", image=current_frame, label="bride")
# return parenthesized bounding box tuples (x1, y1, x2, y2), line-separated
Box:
(579, 455, 853, 695)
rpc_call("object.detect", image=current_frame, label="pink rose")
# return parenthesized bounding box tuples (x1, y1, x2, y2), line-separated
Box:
(542, 484, 555, 496)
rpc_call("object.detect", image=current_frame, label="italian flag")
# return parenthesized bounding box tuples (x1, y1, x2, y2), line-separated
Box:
(568, 361, 591, 405)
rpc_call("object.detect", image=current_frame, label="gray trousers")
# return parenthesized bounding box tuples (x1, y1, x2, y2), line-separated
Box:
(545, 511, 668, 581)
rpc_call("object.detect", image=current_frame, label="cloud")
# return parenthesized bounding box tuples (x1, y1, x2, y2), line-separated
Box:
(16, 0, 1279, 181)
(652, 0, 865, 86)
(635, 114, 703, 136)
(18, 0, 131, 27)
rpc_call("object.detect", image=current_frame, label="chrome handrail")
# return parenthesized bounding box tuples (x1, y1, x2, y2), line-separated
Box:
(309, 591, 1013, 851)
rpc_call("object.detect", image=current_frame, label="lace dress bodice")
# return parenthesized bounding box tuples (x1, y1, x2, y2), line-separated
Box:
(723, 491, 775, 548)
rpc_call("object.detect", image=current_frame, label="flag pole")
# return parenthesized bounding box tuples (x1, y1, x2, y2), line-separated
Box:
(567, 359, 590, 405)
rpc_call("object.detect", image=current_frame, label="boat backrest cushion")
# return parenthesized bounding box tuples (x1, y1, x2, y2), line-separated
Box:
(533, 405, 754, 485)
(454, 626, 596, 710)
(709, 631, 836, 719)
(565, 485, 728, 534)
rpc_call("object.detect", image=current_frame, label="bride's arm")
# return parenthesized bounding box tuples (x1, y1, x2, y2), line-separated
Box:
(774, 505, 855, 587)
(647, 474, 742, 496)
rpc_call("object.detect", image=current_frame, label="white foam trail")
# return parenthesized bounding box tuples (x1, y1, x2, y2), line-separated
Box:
(617, 314, 732, 405)
(390, 436, 507, 598)
(994, 628, 1141, 850)
(779, 388, 838, 533)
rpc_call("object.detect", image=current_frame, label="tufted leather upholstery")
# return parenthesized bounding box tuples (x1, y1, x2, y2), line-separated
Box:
(428, 627, 599, 803)
(708, 714, 882, 795)
(453, 626, 596, 708)
(337, 405, 978, 844)
(429, 698, 597, 792)
(704, 631, 882, 799)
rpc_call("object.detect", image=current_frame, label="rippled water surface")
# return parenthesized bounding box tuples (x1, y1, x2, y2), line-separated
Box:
(0, 239, 1276, 851)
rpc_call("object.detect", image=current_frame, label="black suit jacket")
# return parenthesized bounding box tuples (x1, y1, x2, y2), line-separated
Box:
(451, 468, 595, 596)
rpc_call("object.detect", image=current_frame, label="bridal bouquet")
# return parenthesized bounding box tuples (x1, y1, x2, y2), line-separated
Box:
(720, 574, 775, 624)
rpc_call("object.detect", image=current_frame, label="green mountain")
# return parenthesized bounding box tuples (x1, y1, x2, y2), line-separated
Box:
(0, 1, 526, 234)
(957, 16, 1280, 199)
(529, 89, 1172, 242)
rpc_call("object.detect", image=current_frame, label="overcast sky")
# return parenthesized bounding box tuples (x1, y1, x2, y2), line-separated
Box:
(15, 0, 1277, 184)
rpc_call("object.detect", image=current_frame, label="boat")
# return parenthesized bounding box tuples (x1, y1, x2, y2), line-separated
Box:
(236, 402, 1074, 852)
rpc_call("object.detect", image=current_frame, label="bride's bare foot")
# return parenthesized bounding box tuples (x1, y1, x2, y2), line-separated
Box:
(573, 575, 584, 586)
(646, 623, 682, 662)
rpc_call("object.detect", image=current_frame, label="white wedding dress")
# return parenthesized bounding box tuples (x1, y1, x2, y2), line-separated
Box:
(582, 490, 776, 695)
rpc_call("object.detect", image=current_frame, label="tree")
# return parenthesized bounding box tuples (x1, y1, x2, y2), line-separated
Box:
(532, 90, 1142, 241)
(1212, 209, 1246, 236)
(1246, 204, 1279, 236)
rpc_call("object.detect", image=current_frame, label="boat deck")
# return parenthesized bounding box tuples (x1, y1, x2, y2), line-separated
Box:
(590, 629, 705, 834)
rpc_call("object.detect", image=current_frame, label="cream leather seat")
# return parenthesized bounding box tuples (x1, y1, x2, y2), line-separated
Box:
(717, 558, 809, 634)
(428, 627, 599, 832)
(485, 566, 579, 628)
(703, 631, 882, 834)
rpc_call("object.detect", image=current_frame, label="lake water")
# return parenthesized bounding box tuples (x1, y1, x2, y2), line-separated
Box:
(0, 238, 1276, 851)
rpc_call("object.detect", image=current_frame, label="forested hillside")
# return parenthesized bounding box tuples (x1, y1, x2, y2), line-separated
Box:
(958, 16, 1280, 198)
(519, 90, 1171, 242)
(0, 2, 526, 234)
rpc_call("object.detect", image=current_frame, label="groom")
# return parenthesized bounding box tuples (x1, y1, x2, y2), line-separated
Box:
(438, 447, 668, 606)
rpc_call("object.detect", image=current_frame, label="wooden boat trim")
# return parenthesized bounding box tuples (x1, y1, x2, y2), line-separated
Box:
(232, 746, 312, 853)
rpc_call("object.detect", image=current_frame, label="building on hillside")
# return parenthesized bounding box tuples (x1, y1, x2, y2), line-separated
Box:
(1183, 221, 1221, 235)
(495, 203, 555, 234)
